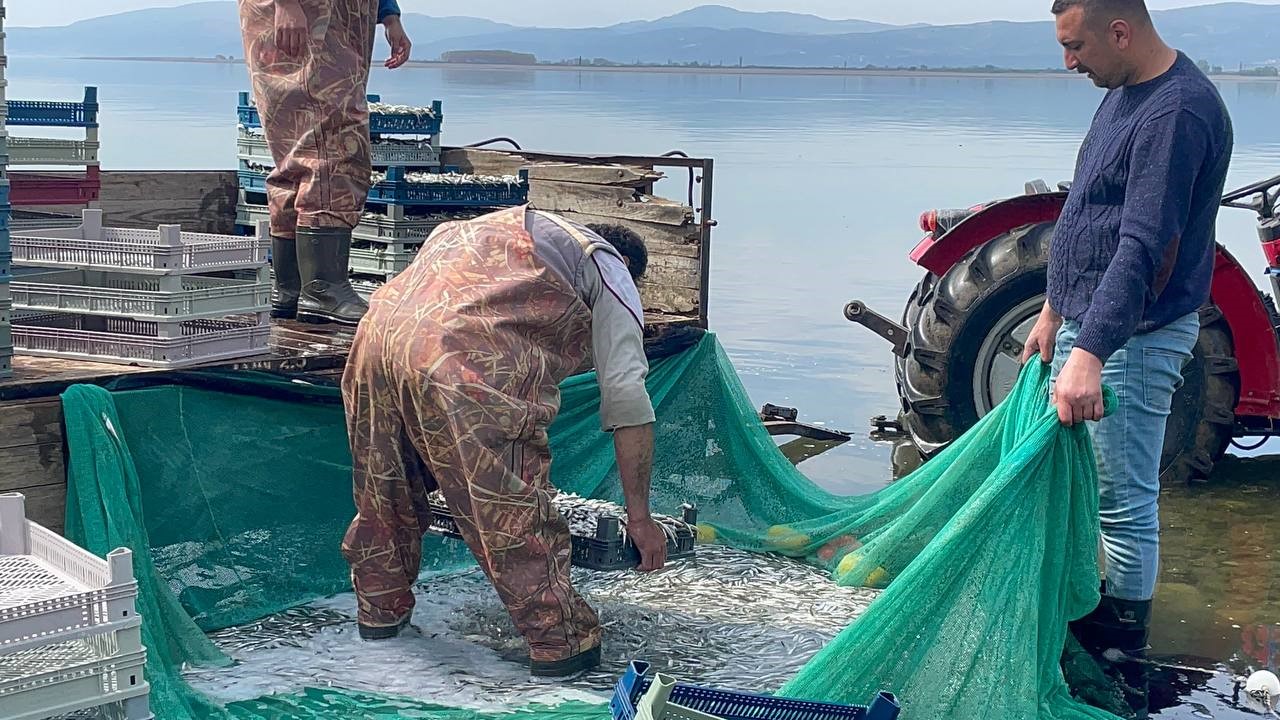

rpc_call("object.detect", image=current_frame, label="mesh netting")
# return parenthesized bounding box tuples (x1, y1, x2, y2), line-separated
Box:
(57, 332, 1125, 720)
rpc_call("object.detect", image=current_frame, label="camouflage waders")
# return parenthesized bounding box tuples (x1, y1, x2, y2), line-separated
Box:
(340, 205, 603, 663)
(237, 0, 375, 236)
(238, 0, 374, 324)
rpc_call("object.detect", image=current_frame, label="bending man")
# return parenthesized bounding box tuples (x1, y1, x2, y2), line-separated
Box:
(238, 0, 412, 325)
(340, 204, 669, 678)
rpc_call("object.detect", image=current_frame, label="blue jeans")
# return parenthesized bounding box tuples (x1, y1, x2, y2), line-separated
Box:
(1049, 311, 1199, 602)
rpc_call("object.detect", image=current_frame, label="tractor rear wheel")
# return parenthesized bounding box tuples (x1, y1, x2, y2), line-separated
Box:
(895, 221, 1240, 484)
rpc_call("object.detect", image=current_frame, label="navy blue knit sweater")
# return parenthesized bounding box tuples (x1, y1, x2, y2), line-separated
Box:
(1047, 51, 1233, 362)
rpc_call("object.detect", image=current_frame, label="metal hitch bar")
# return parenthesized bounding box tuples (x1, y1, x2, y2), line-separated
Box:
(844, 300, 909, 358)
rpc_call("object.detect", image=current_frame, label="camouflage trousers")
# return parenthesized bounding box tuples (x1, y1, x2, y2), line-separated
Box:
(339, 205, 603, 663)
(237, 0, 375, 238)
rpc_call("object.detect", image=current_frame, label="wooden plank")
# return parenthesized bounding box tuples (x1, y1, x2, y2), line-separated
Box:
(98, 171, 239, 233)
(100, 171, 238, 202)
(0, 398, 63, 449)
(642, 252, 701, 290)
(4, 483, 66, 535)
(553, 211, 700, 257)
(0, 442, 65, 495)
(526, 163, 663, 187)
(638, 283, 700, 315)
(529, 180, 694, 226)
(439, 149, 528, 177)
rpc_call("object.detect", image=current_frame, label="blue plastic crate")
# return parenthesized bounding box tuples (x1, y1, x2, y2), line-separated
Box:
(366, 167, 529, 208)
(610, 661, 900, 720)
(1, 228, 8, 252)
(237, 91, 443, 135)
(0, 181, 9, 207)
(238, 168, 528, 209)
(8, 87, 99, 128)
(0, 251, 10, 280)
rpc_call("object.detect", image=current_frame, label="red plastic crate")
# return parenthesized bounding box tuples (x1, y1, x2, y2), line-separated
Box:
(10, 167, 102, 206)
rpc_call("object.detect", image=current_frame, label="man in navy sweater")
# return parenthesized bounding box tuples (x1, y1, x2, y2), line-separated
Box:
(1021, 0, 1232, 710)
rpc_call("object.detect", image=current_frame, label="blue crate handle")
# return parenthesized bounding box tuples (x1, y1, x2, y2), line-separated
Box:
(610, 661, 900, 720)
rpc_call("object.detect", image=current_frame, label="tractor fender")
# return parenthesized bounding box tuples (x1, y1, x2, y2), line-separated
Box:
(909, 192, 1068, 276)
(1211, 247, 1280, 419)
(909, 191, 1280, 421)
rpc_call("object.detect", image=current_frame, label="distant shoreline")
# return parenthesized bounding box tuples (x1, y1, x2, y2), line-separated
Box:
(73, 56, 1280, 81)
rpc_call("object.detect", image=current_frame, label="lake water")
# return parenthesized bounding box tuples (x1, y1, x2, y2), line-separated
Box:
(11, 57, 1280, 718)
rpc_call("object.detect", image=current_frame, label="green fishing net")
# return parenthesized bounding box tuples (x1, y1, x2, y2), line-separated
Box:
(57, 331, 1124, 720)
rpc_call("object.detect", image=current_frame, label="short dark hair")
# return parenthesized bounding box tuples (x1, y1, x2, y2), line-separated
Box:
(587, 224, 648, 281)
(1051, 0, 1151, 26)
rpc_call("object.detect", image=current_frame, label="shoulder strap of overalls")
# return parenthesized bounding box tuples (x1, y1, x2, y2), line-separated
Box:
(530, 209, 621, 259)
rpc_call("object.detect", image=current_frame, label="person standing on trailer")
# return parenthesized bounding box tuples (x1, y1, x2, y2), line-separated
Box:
(339, 205, 669, 678)
(1021, 0, 1233, 713)
(238, 0, 412, 325)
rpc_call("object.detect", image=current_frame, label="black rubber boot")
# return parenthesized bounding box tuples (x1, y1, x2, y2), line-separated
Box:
(1069, 593, 1152, 718)
(358, 615, 410, 641)
(270, 235, 300, 319)
(530, 645, 602, 679)
(296, 227, 368, 326)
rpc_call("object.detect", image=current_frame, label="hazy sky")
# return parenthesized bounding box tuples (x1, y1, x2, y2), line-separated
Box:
(11, 0, 1280, 28)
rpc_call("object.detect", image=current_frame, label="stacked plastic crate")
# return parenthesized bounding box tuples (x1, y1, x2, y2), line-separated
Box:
(0, 2, 10, 378)
(7, 212, 273, 368)
(5, 85, 100, 225)
(235, 91, 529, 299)
(0, 493, 153, 720)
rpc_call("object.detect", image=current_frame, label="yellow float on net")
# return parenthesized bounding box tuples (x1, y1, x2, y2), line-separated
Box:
(836, 551, 891, 589)
(765, 525, 811, 550)
(696, 523, 718, 543)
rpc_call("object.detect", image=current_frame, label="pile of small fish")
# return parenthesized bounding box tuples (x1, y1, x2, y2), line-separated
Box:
(182, 544, 878, 709)
(368, 101, 438, 118)
(427, 490, 695, 544)
(370, 170, 524, 186)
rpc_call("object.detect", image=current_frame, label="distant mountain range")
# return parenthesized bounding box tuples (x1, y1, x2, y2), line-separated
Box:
(10, 1, 1280, 70)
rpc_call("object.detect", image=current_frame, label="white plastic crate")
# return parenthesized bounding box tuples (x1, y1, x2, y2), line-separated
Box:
(0, 493, 152, 720)
(238, 199, 455, 244)
(10, 268, 271, 320)
(11, 210, 269, 275)
(11, 312, 272, 368)
(8, 137, 100, 166)
(237, 127, 439, 167)
(10, 214, 85, 233)
(349, 245, 418, 275)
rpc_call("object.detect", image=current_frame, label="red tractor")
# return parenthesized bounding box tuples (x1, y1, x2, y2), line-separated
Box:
(847, 174, 1280, 484)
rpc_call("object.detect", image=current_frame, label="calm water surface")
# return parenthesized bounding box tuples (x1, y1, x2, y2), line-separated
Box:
(11, 57, 1280, 717)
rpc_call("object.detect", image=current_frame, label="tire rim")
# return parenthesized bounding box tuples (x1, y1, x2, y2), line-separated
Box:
(974, 294, 1046, 415)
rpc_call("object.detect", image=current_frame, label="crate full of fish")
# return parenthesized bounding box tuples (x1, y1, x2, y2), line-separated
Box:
(611, 660, 901, 720)
(366, 167, 530, 208)
(239, 196, 473, 244)
(0, 492, 154, 720)
(237, 127, 440, 169)
(238, 91, 443, 135)
(427, 491, 697, 571)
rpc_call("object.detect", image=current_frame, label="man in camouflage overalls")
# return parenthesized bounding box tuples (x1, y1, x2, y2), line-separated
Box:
(339, 205, 669, 677)
(238, 0, 411, 326)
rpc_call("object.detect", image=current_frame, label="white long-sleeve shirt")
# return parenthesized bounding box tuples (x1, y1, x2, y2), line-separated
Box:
(525, 209, 656, 431)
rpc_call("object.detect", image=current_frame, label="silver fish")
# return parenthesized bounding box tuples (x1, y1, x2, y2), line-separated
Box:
(182, 545, 879, 708)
